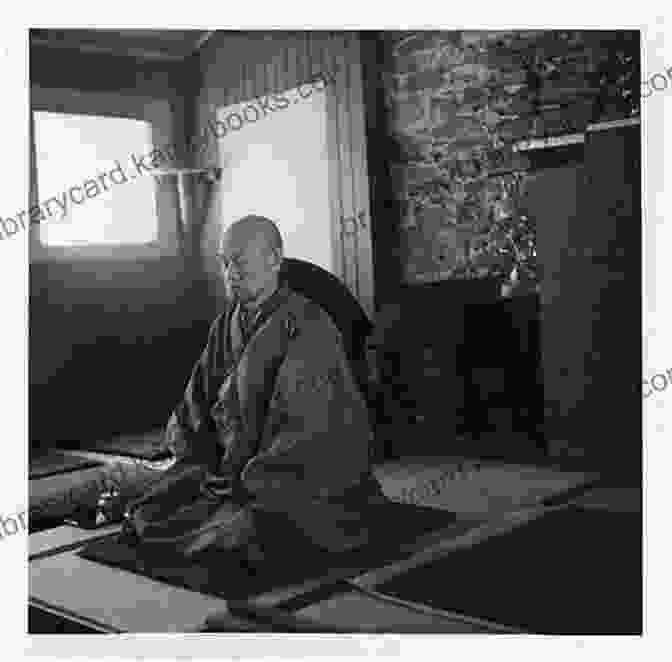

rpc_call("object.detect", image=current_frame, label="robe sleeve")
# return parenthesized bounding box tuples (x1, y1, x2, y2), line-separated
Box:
(165, 314, 224, 467)
(240, 311, 373, 508)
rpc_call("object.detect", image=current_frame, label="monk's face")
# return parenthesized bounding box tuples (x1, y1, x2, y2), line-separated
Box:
(218, 228, 281, 305)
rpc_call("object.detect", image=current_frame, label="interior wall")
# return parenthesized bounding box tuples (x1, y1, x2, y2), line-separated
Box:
(526, 126, 641, 472)
(373, 30, 639, 286)
(29, 47, 212, 447)
(524, 165, 584, 446)
(570, 126, 641, 471)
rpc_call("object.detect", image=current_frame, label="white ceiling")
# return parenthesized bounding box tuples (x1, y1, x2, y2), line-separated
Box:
(30, 29, 215, 61)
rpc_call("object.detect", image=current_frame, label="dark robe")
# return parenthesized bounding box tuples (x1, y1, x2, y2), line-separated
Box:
(125, 285, 386, 557)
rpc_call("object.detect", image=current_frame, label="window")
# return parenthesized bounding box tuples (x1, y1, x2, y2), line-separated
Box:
(215, 84, 333, 273)
(30, 87, 180, 261)
(34, 111, 158, 247)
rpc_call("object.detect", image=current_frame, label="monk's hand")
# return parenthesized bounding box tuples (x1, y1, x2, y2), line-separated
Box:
(182, 506, 256, 558)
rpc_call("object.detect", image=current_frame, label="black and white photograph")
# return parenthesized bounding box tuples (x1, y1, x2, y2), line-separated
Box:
(12, 23, 652, 642)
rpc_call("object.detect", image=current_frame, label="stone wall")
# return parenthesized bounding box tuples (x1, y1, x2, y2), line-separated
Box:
(381, 30, 639, 284)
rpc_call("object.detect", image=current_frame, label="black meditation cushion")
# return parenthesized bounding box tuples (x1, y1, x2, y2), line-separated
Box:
(280, 258, 372, 392)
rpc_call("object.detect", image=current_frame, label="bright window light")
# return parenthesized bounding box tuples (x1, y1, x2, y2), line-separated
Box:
(34, 111, 158, 246)
(216, 85, 332, 273)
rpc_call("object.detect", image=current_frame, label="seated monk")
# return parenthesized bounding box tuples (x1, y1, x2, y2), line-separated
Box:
(122, 214, 387, 563)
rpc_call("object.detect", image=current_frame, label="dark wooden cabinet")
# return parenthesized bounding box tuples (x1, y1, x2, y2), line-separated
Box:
(525, 124, 641, 472)
(372, 280, 543, 459)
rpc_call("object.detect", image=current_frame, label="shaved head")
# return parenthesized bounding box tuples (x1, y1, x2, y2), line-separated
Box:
(217, 215, 284, 307)
(220, 215, 283, 258)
